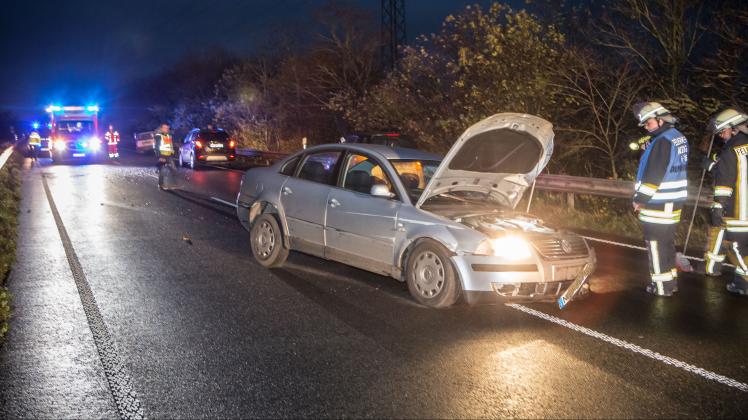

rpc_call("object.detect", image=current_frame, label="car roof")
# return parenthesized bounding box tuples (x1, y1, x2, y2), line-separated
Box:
(305, 143, 441, 161)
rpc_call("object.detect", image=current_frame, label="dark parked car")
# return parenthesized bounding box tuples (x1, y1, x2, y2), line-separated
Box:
(178, 128, 236, 169)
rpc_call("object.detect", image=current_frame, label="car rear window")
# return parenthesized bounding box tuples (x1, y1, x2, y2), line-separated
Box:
(197, 131, 229, 142)
(280, 155, 301, 176)
(297, 151, 342, 185)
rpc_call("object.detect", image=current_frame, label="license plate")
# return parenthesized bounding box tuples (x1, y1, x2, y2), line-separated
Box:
(73, 153, 86, 157)
(558, 263, 593, 309)
(210, 143, 224, 148)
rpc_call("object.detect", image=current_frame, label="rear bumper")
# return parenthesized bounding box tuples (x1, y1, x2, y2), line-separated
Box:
(197, 153, 236, 162)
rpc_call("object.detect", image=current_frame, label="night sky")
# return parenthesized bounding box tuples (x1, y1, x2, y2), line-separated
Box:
(0, 0, 511, 119)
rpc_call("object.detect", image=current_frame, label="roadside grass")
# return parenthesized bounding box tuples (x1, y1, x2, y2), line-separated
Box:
(523, 192, 708, 254)
(0, 146, 22, 342)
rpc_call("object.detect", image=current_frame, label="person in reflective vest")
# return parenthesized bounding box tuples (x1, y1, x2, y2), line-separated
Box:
(104, 124, 120, 159)
(28, 131, 41, 161)
(154, 123, 177, 190)
(632, 102, 689, 297)
(706, 108, 748, 295)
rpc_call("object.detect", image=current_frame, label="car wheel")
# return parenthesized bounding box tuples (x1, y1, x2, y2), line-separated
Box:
(189, 152, 196, 169)
(406, 241, 461, 308)
(178, 152, 184, 167)
(250, 214, 289, 268)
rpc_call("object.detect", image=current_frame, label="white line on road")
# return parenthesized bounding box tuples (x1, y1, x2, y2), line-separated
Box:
(211, 197, 238, 208)
(506, 303, 748, 393)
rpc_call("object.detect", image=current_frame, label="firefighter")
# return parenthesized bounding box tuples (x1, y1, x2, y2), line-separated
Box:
(632, 102, 689, 296)
(154, 123, 177, 190)
(104, 124, 120, 159)
(28, 131, 41, 161)
(706, 108, 748, 295)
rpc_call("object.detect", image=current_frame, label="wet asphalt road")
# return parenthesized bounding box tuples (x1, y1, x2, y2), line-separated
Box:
(1, 151, 747, 418)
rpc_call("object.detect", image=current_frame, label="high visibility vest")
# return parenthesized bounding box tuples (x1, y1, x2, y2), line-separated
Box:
(635, 127, 689, 204)
(29, 132, 41, 146)
(106, 131, 120, 145)
(157, 133, 174, 156)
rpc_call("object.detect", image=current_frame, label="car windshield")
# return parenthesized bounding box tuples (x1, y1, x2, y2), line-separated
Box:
(56, 120, 94, 134)
(390, 159, 440, 202)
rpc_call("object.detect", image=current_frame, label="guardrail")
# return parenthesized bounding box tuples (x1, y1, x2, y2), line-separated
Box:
(535, 174, 713, 208)
(234, 147, 714, 208)
(236, 148, 289, 162)
(0, 145, 14, 172)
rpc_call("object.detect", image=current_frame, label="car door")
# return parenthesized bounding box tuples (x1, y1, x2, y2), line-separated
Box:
(281, 150, 343, 257)
(324, 152, 402, 275)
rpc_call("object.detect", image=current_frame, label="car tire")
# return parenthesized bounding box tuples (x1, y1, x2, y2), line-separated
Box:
(189, 152, 196, 170)
(178, 152, 184, 167)
(406, 241, 461, 308)
(250, 214, 289, 268)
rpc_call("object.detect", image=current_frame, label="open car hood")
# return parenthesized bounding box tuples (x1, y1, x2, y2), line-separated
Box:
(415, 113, 554, 209)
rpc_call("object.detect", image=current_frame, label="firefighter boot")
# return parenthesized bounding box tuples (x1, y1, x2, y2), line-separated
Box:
(646, 279, 677, 297)
(726, 273, 748, 296)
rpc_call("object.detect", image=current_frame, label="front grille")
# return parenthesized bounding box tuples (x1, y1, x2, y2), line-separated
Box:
(531, 235, 588, 259)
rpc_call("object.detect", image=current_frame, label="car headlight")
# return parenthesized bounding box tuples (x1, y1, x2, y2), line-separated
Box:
(53, 139, 67, 151)
(492, 236, 532, 260)
(476, 235, 533, 260)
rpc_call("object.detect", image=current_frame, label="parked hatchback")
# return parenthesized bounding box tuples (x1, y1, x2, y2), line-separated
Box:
(178, 128, 236, 169)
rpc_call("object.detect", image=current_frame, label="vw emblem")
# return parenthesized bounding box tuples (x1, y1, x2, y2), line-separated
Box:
(560, 239, 573, 254)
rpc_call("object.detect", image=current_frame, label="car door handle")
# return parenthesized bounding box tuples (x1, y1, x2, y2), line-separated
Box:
(282, 186, 293, 195)
(397, 222, 405, 232)
(329, 198, 340, 208)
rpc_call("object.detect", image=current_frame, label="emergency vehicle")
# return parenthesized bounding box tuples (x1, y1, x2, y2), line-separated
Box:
(46, 105, 103, 163)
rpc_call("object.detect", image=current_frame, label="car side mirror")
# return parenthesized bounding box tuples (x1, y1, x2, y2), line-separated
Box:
(371, 184, 395, 198)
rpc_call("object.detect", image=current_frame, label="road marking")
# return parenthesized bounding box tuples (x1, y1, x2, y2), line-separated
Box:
(42, 175, 146, 419)
(211, 197, 238, 208)
(506, 303, 748, 393)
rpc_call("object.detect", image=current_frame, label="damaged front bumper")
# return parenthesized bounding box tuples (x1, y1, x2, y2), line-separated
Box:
(451, 247, 597, 304)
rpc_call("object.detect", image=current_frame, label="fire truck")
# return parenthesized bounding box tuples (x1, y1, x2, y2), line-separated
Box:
(46, 105, 103, 163)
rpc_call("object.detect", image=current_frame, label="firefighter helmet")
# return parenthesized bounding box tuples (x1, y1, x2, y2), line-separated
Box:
(708, 108, 748, 134)
(633, 102, 672, 126)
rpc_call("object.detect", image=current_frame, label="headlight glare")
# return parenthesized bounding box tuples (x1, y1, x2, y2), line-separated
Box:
(490, 236, 532, 260)
(53, 139, 67, 151)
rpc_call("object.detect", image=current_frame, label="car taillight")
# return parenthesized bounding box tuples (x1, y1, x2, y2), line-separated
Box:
(229, 140, 235, 148)
(195, 140, 203, 149)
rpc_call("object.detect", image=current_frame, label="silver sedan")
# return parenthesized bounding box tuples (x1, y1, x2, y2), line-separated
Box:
(236, 113, 596, 308)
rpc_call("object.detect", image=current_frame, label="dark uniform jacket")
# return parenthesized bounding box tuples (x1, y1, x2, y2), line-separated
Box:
(713, 131, 748, 231)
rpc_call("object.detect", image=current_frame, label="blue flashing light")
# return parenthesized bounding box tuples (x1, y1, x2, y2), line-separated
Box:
(46, 105, 62, 113)
(47, 122, 53, 129)
(32, 122, 40, 130)
(86, 105, 99, 112)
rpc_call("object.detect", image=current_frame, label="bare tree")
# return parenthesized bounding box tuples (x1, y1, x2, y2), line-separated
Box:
(552, 48, 644, 179)
(594, 0, 705, 95)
